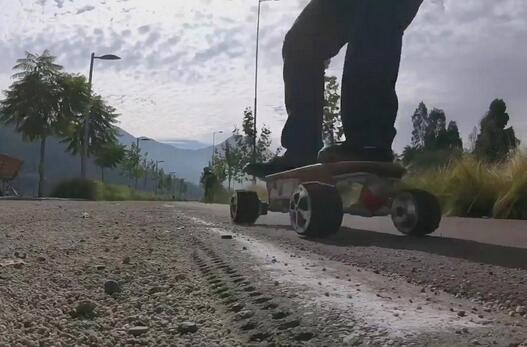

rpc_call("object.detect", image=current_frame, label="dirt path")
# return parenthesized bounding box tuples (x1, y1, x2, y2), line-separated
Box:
(1, 201, 526, 346)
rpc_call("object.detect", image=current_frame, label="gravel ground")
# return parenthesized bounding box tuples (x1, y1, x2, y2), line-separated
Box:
(0, 201, 242, 346)
(1, 200, 527, 346)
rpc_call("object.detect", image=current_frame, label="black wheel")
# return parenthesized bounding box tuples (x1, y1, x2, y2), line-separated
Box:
(230, 191, 261, 225)
(289, 183, 343, 238)
(391, 189, 442, 236)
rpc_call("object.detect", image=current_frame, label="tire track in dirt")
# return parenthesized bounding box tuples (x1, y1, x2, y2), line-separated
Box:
(190, 235, 317, 345)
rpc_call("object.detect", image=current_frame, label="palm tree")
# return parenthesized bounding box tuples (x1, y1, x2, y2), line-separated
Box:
(94, 142, 126, 183)
(0, 50, 87, 196)
(62, 94, 119, 168)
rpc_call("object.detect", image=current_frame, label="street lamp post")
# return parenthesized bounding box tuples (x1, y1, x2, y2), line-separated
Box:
(81, 53, 121, 179)
(253, 0, 279, 164)
(169, 171, 177, 200)
(212, 130, 224, 165)
(155, 160, 165, 194)
(136, 137, 150, 189)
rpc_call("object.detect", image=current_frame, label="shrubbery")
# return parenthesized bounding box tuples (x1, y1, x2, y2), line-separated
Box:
(51, 179, 171, 201)
(404, 153, 527, 219)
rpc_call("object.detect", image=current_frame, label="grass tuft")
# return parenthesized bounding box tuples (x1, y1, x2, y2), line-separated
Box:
(404, 152, 527, 219)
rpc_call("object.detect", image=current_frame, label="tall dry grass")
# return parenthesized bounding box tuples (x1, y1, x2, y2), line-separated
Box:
(405, 152, 527, 219)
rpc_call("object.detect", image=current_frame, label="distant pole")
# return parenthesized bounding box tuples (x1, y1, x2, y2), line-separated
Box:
(135, 137, 150, 190)
(155, 160, 164, 194)
(253, 1, 261, 164)
(81, 53, 95, 179)
(253, 0, 278, 164)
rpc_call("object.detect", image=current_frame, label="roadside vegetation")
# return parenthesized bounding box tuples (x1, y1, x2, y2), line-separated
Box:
(200, 107, 277, 204)
(405, 153, 527, 219)
(201, 70, 526, 220)
(0, 50, 188, 198)
(51, 179, 178, 201)
(402, 99, 523, 220)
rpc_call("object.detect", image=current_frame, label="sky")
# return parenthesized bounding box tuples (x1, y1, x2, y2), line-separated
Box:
(1, 0, 526, 151)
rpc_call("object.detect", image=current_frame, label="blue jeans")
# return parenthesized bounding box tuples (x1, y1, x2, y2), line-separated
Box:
(281, 0, 423, 158)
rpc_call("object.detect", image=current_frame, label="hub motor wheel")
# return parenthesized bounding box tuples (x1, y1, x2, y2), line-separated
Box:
(391, 189, 442, 236)
(230, 191, 261, 225)
(289, 183, 343, 238)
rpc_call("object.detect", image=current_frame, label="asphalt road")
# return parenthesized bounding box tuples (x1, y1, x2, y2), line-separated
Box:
(181, 202, 527, 249)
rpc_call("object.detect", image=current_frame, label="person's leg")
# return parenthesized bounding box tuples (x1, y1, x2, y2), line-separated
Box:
(281, 0, 352, 160)
(340, 0, 422, 156)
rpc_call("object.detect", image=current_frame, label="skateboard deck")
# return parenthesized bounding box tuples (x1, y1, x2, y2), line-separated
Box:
(264, 161, 406, 215)
(265, 161, 406, 184)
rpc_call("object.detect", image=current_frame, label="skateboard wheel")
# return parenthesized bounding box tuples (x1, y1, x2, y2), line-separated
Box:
(289, 183, 343, 238)
(391, 189, 442, 236)
(230, 191, 261, 225)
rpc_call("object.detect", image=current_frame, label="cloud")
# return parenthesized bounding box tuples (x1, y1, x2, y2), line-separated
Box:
(75, 5, 95, 15)
(137, 25, 150, 34)
(2, 0, 527, 149)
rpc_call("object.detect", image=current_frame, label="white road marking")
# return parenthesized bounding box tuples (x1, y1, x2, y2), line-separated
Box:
(185, 214, 485, 338)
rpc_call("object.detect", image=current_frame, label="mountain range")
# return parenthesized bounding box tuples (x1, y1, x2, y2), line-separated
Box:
(0, 125, 225, 197)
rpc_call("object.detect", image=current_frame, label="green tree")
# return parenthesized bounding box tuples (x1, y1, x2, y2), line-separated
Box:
(120, 143, 143, 188)
(94, 142, 126, 183)
(445, 121, 463, 151)
(212, 108, 276, 186)
(0, 50, 88, 196)
(424, 108, 447, 150)
(256, 124, 273, 162)
(323, 75, 342, 144)
(411, 102, 428, 148)
(200, 166, 219, 203)
(62, 94, 119, 165)
(474, 99, 519, 162)
(403, 103, 463, 167)
(238, 107, 274, 167)
(212, 133, 245, 190)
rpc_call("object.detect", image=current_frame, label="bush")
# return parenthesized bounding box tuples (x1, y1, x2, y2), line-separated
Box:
(492, 153, 527, 219)
(404, 152, 527, 219)
(51, 179, 98, 200)
(51, 179, 171, 201)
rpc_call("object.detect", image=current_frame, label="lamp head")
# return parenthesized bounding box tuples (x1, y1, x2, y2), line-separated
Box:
(97, 54, 121, 60)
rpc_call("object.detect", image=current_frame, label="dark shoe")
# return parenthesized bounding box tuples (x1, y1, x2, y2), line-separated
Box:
(244, 153, 316, 178)
(318, 142, 394, 163)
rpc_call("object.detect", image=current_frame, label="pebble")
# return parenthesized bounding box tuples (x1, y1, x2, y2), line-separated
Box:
(14, 251, 26, 259)
(235, 310, 254, 321)
(13, 262, 25, 269)
(457, 311, 466, 317)
(74, 300, 97, 318)
(515, 305, 526, 315)
(104, 280, 121, 295)
(148, 286, 167, 295)
(128, 326, 149, 336)
(177, 321, 198, 334)
(221, 235, 233, 240)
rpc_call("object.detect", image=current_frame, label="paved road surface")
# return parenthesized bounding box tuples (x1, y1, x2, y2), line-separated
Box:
(185, 202, 527, 249)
